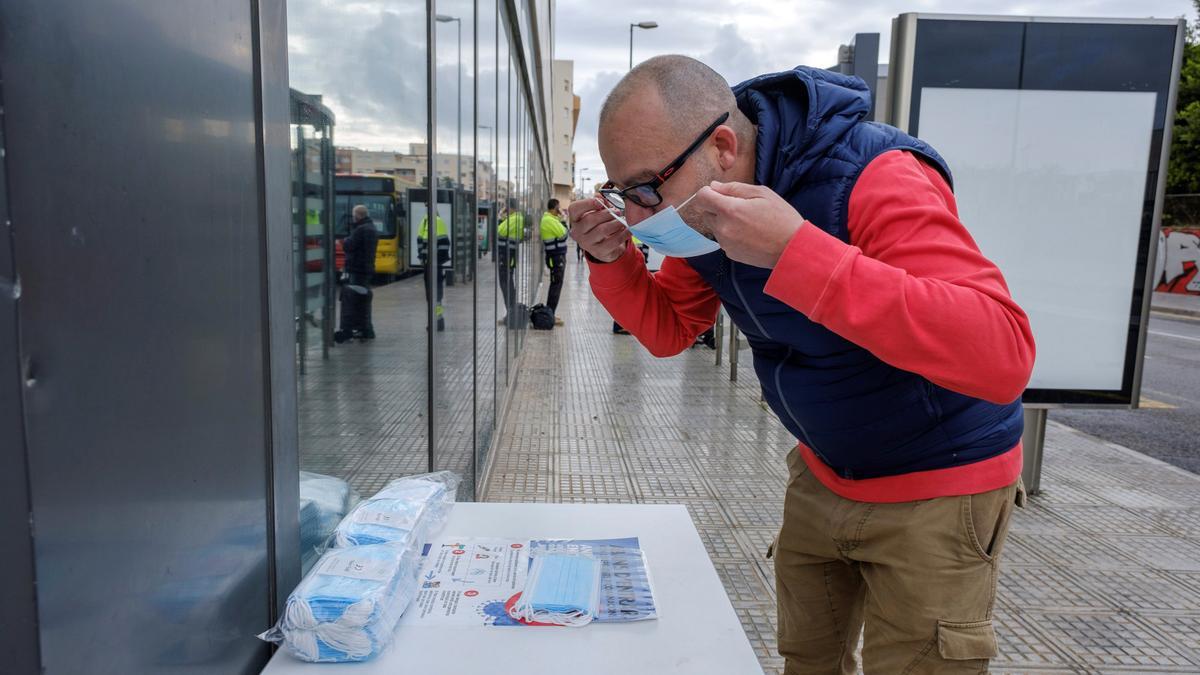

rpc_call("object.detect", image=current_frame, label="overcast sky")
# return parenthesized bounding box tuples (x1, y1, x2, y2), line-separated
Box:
(557, 0, 1195, 188)
(287, 1, 1194, 190)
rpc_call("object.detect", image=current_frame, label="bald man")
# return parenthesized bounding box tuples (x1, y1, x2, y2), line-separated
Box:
(570, 56, 1035, 674)
(336, 204, 379, 342)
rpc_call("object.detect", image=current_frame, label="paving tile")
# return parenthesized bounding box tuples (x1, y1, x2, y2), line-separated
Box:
(1050, 505, 1168, 536)
(1034, 611, 1199, 670)
(1100, 535, 1200, 572)
(722, 499, 785, 529)
(998, 565, 1114, 613)
(991, 603, 1077, 672)
(696, 525, 752, 561)
(1010, 502, 1078, 535)
(1069, 568, 1200, 613)
(639, 498, 731, 529)
(631, 473, 713, 499)
(1017, 533, 1142, 570)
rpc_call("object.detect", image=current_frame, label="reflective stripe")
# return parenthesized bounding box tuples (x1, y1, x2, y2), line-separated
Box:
(543, 236, 568, 254)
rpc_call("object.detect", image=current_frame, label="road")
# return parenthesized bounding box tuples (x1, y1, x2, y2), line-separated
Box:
(1050, 312, 1200, 474)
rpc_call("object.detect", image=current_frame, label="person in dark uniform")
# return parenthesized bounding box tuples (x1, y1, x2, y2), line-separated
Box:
(335, 204, 378, 342)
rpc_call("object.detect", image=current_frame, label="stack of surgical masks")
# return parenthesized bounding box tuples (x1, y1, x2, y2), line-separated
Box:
(298, 471, 359, 573)
(509, 550, 602, 627)
(261, 471, 460, 662)
(332, 474, 453, 548)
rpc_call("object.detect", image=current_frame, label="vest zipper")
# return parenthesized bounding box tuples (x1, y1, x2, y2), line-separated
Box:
(773, 346, 824, 463)
(729, 261, 772, 339)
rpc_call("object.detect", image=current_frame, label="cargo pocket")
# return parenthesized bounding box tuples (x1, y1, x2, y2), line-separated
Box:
(937, 619, 998, 661)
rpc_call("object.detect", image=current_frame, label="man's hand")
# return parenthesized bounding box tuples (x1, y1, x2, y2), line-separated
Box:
(567, 197, 630, 263)
(692, 181, 805, 269)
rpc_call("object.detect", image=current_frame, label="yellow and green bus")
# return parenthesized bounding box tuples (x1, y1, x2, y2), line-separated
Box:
(334, 174, 408, 280)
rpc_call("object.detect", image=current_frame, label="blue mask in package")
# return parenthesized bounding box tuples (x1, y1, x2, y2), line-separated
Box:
(604, 192, 720, 258)
(510, 553, 602, 627)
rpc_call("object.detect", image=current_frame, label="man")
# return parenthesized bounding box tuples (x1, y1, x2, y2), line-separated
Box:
(335, 204, 378, 342)
(570, 55, 1035, 674)
(496, 200, 523, 324)
(418, 211, 450, 331)
(540, 198, 568, 325)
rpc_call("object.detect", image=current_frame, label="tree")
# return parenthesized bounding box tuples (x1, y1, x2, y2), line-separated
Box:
(1167, 1, 1200, 194)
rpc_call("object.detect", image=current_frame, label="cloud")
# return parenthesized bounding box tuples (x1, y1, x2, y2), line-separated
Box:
(559, 0, 1193, 184)
(285, 0, 1194, 183)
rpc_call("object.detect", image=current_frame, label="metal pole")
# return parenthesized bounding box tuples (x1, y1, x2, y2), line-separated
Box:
(714, 308, 724, 366)
(729, 321, 739, 382)
(456, 18, 462, 195)
(471, 0, 478, 498)
(426, 0, 438, 473)
(1021, 408, 1047, 495)
(629, 24, 634, 71)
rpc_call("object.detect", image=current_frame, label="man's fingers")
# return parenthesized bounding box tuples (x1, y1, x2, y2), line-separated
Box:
(690, 184, 737, 215)
(708, 180, 764, 199)
(570, 208, 621, 240)
(567, 197, 610, 223)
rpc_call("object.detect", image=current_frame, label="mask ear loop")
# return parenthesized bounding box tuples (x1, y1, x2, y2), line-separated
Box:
(597, 200, 629, 228)
(676, 190, 701, 211)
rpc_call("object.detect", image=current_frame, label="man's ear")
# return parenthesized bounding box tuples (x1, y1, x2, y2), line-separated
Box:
(712, 125, 739, 172)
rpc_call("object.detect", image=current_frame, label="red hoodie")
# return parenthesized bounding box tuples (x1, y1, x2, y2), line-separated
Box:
(588, 150, 1035, 502)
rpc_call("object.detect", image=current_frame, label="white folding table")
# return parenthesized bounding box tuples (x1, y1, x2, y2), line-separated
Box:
(261, 503, 765, 674)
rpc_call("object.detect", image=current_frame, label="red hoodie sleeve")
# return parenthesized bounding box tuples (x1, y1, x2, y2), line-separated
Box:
(763, 149, 1035, 404)
(588, 242, 722, 357)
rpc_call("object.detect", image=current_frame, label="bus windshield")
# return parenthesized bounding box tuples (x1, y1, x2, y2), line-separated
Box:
(335, 194, 396, 238)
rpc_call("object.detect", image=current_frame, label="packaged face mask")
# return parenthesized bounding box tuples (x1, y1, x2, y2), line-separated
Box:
(509, 551, 602, 627)
(604, 193, 720, 258)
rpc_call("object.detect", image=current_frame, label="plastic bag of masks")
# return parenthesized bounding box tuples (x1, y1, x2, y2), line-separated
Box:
(298, 471, 360, 574)
(260, 471, 460, 662)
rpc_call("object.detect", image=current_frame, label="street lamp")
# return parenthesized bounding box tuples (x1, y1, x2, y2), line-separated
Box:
(629, 21, 658, 70)
(580, 168, 591, 198)
(436, 14, 462, 193)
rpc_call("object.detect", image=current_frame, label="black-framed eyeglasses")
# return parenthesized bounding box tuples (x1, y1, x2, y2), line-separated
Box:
(600, 111, 730, 210)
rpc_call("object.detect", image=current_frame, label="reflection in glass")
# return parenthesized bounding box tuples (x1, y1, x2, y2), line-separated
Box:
(290, 89, 336, 377)
(283, 0, 546, 566)
(286, 0, 431, 569)
(431, 0, 477, 500)
(476, 0, 500, 478)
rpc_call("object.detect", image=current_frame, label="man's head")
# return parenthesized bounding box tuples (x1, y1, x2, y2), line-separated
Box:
(598, 55, 756, 230)
(352, 205, 369, 222)
(547, 198, 560, 213)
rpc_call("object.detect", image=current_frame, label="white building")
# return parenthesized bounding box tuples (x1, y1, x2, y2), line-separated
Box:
(550, 59, 579, 207)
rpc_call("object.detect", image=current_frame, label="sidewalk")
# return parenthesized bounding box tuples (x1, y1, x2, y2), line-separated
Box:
(483, 257, 1200, 674)
(1152, 291, 1200, 317)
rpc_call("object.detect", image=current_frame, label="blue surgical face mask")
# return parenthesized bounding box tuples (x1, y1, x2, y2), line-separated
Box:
(603, 193, 720, 258)
(510, 553, 601, 626)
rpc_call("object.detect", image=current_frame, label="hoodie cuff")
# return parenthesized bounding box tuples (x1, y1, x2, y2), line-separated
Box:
(763, 222, 855, 319)
(586, 240, 645, 292)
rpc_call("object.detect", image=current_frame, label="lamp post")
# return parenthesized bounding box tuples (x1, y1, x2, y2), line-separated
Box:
(580, 168, 590, 199)
(436, 14, 462, 191)
(629, 21, 658, 70)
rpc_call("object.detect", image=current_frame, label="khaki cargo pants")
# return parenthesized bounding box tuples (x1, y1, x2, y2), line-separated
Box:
(768, 447, 1026, 674)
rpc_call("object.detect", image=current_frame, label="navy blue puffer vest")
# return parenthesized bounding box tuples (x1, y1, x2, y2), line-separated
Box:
(686, 67, 1023, 479)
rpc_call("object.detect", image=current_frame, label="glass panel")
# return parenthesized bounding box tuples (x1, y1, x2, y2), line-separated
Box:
(290, 93, 336, 378)
(433, 0, 477, 499)
(287, 0, 429, 574)
(496, 19, 511, 389)
(476, 0, 499, 479)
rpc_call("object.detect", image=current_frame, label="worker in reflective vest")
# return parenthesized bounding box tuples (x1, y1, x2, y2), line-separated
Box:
(541, 198, 568, 324)
(418, 212, 450, 332)
(496, 202, 523, 320)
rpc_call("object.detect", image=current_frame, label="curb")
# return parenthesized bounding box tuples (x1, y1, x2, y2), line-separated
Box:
(1151, 305, 1200, 319)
